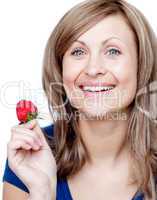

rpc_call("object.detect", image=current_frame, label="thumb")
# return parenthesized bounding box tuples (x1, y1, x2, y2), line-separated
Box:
(24, 119, 37, 129)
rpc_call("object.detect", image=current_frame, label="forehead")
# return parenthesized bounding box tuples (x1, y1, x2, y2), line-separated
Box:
(75, 14, 136, 47)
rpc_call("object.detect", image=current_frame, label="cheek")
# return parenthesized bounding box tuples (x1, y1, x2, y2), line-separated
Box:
(62, 68, 77, 91)
(62, 59, 83, 101)
(113, 56, 137, 85)
(62, 60, 85, 106)
(113, 58, 137, 104)
(62, 58, 84, 87)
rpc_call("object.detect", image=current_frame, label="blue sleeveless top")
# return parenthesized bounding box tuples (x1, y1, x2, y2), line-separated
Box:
(2, 124, 144, 200)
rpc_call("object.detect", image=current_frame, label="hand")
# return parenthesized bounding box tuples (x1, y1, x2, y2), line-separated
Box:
(7, 119, 57, 195)
(28, 184, 56, 200)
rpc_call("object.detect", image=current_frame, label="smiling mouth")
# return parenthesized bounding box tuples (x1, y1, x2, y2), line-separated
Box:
(79, 85, 116, 93)
(77, 85, 116, 98)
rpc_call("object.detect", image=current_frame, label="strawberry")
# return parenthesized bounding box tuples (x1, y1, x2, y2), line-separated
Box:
(16, 100, 38, 123)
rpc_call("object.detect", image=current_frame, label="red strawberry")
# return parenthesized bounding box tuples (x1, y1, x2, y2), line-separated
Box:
(16, 100, 38, 123)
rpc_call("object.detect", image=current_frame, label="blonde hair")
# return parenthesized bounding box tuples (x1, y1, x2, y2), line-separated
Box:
(42, 0, 157, 199)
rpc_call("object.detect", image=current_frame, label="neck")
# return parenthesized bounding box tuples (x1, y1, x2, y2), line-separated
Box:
(78, 109, 131, 167)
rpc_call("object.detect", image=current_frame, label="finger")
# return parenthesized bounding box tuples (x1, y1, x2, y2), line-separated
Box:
(8, 136, 41, 163)
(7, 139, 34, 171)
(12, 119, 37, 130)
(7, 139, 31, 163)
(11, 127, 42, 146)
(11, 133, 42, 150)
(31, 120, 50, 147)
(12, 119, 49, 147)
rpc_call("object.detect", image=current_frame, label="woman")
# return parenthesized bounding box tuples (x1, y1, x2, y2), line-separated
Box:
(3, 0, 157, 199)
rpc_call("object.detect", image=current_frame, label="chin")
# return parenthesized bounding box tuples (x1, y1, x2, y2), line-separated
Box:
(78, 103, 130, 120)
(78, 106, 116, 120)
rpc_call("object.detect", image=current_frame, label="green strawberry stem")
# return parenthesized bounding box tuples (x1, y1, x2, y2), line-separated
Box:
(27, 112, 38, 122)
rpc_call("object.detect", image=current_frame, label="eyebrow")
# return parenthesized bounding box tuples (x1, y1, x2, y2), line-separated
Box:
(74, 36, 122, 47)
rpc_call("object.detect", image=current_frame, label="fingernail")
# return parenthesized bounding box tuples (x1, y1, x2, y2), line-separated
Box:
(27, 119, 36, 128)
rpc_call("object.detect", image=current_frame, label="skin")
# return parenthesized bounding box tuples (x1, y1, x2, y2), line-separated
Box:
(3, 120, 57, 200)
(62, 14, 138, 199)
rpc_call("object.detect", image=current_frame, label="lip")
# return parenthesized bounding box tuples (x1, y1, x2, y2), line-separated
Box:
(81, 88, 114, 97)
(78, 81, 116, 88)
(77, 84, 115, 98)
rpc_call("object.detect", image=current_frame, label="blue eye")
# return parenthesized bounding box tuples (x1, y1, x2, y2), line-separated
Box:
(107, 48, 121, 56)
(71, 47, 85, 56)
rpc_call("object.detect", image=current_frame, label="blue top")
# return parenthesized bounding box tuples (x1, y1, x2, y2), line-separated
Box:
(2, 124, 144, 200)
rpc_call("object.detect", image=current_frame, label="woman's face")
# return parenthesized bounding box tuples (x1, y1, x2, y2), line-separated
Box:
(62, 14, 138, 118)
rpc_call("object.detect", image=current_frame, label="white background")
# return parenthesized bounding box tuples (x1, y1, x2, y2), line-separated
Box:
(0, 0, 156, 198)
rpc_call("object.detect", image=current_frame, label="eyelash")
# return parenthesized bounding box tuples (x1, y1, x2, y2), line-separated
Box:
(107, 48, 121, 56)
(71, 47, 85, 56)
(71, 47, 121, 57)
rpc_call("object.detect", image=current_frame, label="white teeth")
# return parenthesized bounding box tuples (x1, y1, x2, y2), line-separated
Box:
(82, 86, 114, 92)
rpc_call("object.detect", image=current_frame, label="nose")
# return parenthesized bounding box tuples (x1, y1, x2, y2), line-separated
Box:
(84, 54, 107, 77)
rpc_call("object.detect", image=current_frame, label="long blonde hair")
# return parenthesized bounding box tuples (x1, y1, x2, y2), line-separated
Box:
(42, 0, 157, 199)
